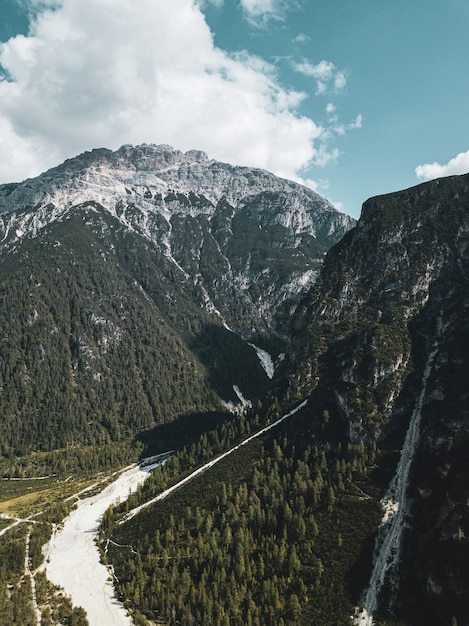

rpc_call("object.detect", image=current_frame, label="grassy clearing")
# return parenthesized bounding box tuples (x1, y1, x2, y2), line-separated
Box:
(0, 474, 108, 518)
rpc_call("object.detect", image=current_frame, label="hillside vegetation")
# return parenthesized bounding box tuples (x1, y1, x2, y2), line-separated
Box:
(0, 149, 468, 625)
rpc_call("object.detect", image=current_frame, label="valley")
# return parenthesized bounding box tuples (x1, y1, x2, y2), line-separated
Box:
(43, 455, 166, 626)
(42, 402, 307, 625)
(0, 146, 468, 625)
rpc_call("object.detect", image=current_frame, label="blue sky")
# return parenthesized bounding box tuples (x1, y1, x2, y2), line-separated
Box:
(0, 0, 468, 218)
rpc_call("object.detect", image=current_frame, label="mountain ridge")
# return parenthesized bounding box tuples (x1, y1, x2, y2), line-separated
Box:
(0, 143, 355, 338)
(0, 147, 468, 625)
(0, 143, 351, 234)
(284, 171, 469, 624)
(0, 144, 355, 458)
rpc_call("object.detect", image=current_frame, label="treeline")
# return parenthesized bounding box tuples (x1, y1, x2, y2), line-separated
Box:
(0, 521, 88, 625)
(0, 210, 269, 460)
(108, 406, 267, 523)
(1, 401, 259, 479)
(103, 408, 382, 625)
(0, 401, 271, 624)
(0, 439, 145, 479)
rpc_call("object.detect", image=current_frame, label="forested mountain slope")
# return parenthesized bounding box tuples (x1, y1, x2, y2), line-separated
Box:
(1, 146, 468, 626)
(100, 173, 468, 626)
(0, 144, 353, 457)
(286, 173, 469, 624)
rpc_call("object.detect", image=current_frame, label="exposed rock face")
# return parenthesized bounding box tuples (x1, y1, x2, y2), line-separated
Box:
(0, 144, 354, 456)
(2, 144, 467, 623)
(402, 294, 469, 625)
(0, 143, 354, 337)
(287, 173, 469, 624)
(289, 174, 469, 435)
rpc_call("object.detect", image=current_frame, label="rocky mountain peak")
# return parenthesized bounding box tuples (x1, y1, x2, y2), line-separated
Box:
(0, 143, 355, 339)
(0, 143, 353, 229)
(0, 143, 358, 466)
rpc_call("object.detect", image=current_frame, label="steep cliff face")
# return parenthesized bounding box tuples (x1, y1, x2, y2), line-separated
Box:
(401, 289, 469, 626)
(0, 144, 353, 337)
(287, 173, 469, 624)
(290, 174, 469, 437)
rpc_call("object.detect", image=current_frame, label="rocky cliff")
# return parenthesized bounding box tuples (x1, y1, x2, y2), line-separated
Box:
(286, 173, 469, 624)
(0, 144, 354, 337)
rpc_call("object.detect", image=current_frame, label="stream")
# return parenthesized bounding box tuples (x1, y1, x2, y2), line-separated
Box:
(354, 333, 440, 625)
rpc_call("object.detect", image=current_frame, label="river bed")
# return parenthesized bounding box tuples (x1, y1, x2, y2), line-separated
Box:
(41, 400, 308, 625)
(42, 457, 163, 626)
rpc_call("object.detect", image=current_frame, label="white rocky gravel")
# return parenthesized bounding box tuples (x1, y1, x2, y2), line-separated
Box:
(41, 399, 308, 625)
(41, 457, 164, 626)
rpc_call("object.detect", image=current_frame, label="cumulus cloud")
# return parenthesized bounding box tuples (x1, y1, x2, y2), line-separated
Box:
(415, 150, 469, 181)
(0, 0, 360, 190)
(0, 0, 334, 184)
(293, 58, 347, 95)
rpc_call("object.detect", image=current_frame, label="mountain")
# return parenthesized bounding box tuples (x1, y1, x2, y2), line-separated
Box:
(286, 173, 469, 624)
(1, 144, 468, 625)
(0, 143, 354, 457)
(0, 144, 353, 337)
(100, 173, 468, 626)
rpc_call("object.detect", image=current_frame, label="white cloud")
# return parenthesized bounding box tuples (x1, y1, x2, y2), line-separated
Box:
(293, 58, 347, 95)
(303, 177, 330, 193)
(0, 0, 334, 184)
(195, 0, 224, 7)
(292, 33, 310, 44)
(333, 113, 362, 136)
(199, 0, 285, 19)
(295, 59, 334, 79)
(303, 178, 319, 192)
(333, 71, 347, 92)
(239, 0, 290, 26)
(350, 113, 363, 129)
(0, 114, 60, 183)
(415, 150, 469, 181)
(311, 145, 340, 168)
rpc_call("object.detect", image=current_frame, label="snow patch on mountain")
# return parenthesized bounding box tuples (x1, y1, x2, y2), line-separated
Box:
(249, 344, 275, 379)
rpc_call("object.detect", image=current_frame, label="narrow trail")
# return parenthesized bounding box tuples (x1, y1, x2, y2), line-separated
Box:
(123, 399, 308, 523)
(354, 329, 440, 625)
(43, 400, 307, 625)
(0, 513, 37, 537)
